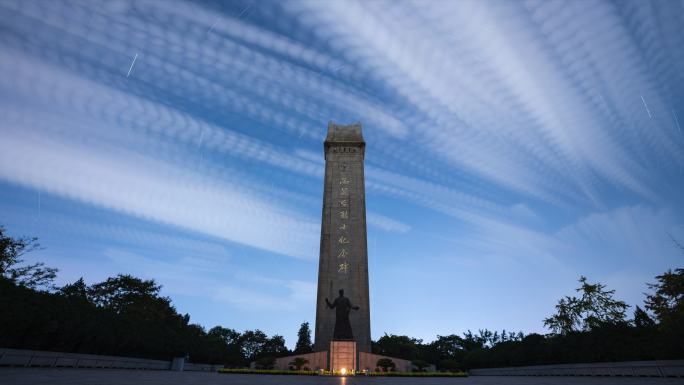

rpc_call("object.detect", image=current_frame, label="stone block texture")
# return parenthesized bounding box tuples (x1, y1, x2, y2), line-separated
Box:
(330, 341, 356, 373)
(314, 122, 371, 354)
(358, 352, 412, 373)
(274, 351, 327, 371)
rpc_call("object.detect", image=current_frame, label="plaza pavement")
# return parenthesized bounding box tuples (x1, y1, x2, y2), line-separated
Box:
(2, 368, 684, 385)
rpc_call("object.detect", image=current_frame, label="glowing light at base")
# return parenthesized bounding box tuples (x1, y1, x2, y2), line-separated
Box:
(340, 368, 347, 375)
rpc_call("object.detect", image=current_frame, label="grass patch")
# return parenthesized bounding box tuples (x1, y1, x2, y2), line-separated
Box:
(365, 371, 468, 377)
(218, 368, 468, 377)
(218, 368, 320, 375)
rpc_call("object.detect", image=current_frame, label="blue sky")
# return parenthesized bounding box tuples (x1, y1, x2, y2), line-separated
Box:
(1, 0, 683, 348)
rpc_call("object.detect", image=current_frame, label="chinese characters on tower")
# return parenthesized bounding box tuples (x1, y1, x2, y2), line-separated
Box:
(337, 162, 351, 275)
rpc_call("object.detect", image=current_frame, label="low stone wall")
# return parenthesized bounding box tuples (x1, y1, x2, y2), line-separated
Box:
(183, 362, 223, 372)
(0, 348, 220, 371)
(272, 351, 414, 372)
(273, 351, 327, 371)
(358, 352, 412, 372)
(469, 360, 684, 377)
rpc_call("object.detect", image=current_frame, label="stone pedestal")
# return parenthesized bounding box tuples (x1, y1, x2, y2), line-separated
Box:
(330, 340, 356, 374)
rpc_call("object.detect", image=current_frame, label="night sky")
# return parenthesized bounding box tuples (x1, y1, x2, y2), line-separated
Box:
(1, 0, 683, 348)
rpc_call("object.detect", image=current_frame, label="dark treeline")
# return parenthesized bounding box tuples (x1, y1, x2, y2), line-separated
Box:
(372, 269, 684, 370)
(372, 330, 526, 371)
(2, 225, 683, 369)
(0, 226, 294, 366)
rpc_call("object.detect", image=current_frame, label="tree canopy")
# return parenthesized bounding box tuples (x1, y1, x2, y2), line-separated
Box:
(376, 358, 395, 372)
(0, 226, 291, 366)
(645, 268, 684, 327)
(543, 276, 629, 334)
(294, 321, 313, 354)
(0, 226, 56, 289)
(289, 356, 309, 370)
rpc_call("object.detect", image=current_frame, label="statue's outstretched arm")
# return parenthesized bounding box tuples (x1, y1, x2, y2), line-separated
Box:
(325, 298, 335, 308)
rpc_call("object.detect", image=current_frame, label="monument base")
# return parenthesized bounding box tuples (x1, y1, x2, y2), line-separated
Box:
(358, 351, 413, 372)
(272, 351, 327, 371)
(329, 340, 356, 374)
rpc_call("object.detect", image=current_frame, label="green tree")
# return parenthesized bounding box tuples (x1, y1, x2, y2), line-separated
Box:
(373, 334, 422, 360)
(289, 356, 309, 370)
(429, 334, 468, 364)
(543, 297, 577, 334)
(0, 226, 293, 367)
(438, 358, 461, 372)
(88, 275, 163, 311)
(376, 358, 395, 372)
(0, 226, 57, 290)
(59, 278, 89, 301)
(294, 321, 313, 354)
(461, 330, 487, 350)
(87, 274, 179, 325)
(208, 326, 241, 346)
(412, 359, 429, 371)
(633, 306, 656, 328)
(208, 326, 244, 365)
(240, 330, 269, 361)
(544, 276, 629, 334)
(255, 356, 275, 369)
(431, 334, 464, 356)
(261, 335, 289, 358)
(645, 268, 684, 326)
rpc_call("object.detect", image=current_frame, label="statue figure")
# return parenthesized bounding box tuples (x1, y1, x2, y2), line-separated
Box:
(325, 289, 359, 340)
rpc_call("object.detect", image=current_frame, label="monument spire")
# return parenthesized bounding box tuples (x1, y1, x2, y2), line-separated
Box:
(314, 122, 371, 355)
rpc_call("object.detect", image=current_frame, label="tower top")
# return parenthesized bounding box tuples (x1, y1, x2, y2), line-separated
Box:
(325, 122, 364, 143)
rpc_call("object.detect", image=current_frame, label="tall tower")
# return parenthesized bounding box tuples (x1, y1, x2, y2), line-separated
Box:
(314, 122, 371, 354)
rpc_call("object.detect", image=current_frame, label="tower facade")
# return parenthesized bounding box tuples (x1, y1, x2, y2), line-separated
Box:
(314, 122, 371, 354)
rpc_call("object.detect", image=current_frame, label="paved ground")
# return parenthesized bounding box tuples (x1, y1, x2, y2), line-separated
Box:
(1, 368, 683, 385)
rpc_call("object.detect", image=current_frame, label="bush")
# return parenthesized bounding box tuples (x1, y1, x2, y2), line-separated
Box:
(376, 357, 395, 372)
(438, 358, 461, 372)
(288, 356, 309, 370)
(412, 358, 429, 371)
(254, 356, 276, 369)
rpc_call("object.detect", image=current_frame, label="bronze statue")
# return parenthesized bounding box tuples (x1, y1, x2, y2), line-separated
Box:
(325, 289, 359, 340)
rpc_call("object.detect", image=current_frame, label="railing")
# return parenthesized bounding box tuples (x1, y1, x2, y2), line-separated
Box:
(0, 348, 221, 371)
(469, 360, 684, 377)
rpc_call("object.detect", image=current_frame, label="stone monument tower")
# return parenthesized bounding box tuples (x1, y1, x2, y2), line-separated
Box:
(271, 123, 411, 372)
(314, 122, 371, 356)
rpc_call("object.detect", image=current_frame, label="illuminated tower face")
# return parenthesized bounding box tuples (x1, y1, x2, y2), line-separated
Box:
(314, 123, 371, 354)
